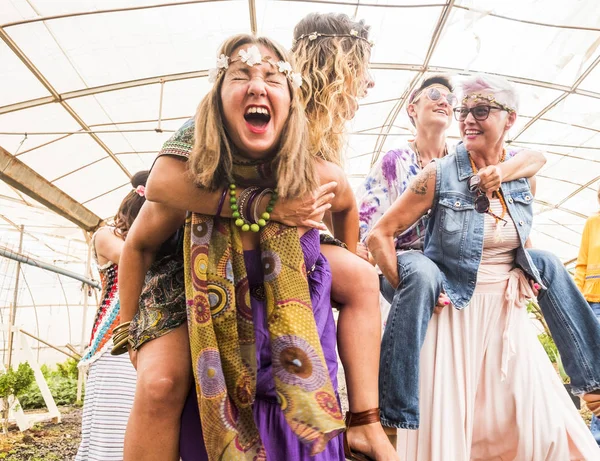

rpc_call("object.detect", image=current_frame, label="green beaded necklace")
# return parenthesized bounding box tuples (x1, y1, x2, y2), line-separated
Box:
(229, 183, 278, 232)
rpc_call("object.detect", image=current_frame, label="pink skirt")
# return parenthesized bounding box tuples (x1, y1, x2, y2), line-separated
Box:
(397, 264, 600, 460)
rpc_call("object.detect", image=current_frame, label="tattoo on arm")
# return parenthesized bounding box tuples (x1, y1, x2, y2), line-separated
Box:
(410, 165, 434, 195)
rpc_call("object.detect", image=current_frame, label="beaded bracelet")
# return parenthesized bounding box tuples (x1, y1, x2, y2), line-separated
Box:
(245, 189, 261, 224)
(110, 321, 132, 355)
(216, 186, 228, 219)
(253, 189, 277, 225)
(230, 183, 278, 232)
(237, 187, 260, 223)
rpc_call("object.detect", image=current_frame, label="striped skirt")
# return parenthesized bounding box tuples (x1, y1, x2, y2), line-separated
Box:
(76, 346, 137, 461)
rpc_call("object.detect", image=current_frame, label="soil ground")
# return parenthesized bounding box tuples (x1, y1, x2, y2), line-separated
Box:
(0, 406, 81, 461)
(0, 381, 593, 460)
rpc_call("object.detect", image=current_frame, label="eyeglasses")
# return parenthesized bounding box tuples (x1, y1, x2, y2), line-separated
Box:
(412, 87, 458, 108)
(467, 175, 507, 226)
(453, 105, 510, 122)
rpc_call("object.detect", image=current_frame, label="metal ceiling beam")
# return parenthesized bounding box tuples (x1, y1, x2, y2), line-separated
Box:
(0, 70, 209, 115)
(1, 0, 225, 28)
(0, 214, 84, 262)
(370, 63, 600, 98)
(0, 246, 100, 289)
(3, 0, 595, 32)
(3, 62, 600, 117)
(533, 199, 589, 219)
(1, 1, 448, 29)
(371, 0, 455, 165)
(248, 0, 257, 35)
(0, 145, 102, 231)
(555, 175, 600, 208)
(512, 54, 600, 143)
(0, 26, 131, 179)
(452, 5, 600, 32)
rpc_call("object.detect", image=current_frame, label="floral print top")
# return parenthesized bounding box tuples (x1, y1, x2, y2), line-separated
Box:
(357, 145, 427, 251)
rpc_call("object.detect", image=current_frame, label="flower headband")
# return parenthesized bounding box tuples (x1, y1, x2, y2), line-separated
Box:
(208, 45, 303, 89)
(292, 30, 375, 48)
(134, 185, 145, 197)
(461, 93, 515, 112)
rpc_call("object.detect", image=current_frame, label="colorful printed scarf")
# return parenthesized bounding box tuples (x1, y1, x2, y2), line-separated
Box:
(183, 158, 344, 460)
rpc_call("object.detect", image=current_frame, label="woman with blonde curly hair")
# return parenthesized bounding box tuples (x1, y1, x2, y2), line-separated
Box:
(292, 12, 374, 165)
(120, 13, 396, 461)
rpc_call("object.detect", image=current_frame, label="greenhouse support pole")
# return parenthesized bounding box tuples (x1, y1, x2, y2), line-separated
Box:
(0, 247, 100, 289)
(7, 225, 24, 369)
(77, 236, 93, 403)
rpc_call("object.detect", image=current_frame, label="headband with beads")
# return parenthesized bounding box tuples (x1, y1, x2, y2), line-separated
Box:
(208, 45, 303, 89)
(292, 29, 375, 48)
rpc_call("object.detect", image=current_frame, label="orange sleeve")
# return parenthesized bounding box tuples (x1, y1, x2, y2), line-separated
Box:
(574, 218, 590, 292)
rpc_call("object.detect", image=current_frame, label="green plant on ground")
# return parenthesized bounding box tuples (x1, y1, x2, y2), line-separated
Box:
(19, 359, 82, 411)
(55, 359, 78, 380)
(0, 362, 35, 435)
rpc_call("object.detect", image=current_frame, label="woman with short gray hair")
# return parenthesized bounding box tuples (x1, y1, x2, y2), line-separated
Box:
(367, 74, 600, 459)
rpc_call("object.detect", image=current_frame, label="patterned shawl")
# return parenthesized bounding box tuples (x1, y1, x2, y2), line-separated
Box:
(183, 156, 344, 460)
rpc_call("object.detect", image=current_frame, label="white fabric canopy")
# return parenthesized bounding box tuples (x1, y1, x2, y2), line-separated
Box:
(0, 0, 598, 360)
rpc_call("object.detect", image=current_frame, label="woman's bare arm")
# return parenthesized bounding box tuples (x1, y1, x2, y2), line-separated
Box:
(501, 150, 546, 181)
(478, 150, 546, 192)
(94, 227, 124, 265)
(367, 163, 437, 288)
(314, 160, 360, 251)
(119, 201, 186, 324)
(146, 155, 335, 229)
(146, 156, 228, 215)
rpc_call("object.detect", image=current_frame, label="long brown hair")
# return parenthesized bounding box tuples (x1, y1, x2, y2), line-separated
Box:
(189, 34, 317, 199)
(113, 170, 148, 239)
(292, 13, 372, 166)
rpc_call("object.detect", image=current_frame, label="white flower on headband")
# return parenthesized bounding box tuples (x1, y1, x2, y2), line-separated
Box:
(216, 54, 229, 70)
(208, 49, 303, 89)
(290, 72, 303, 89)
(239, 45, 262, 66)
(293, 30, 375, 48)
(277, 61, 302, 89)
(277, 61, 292, 74)
(208, 54, 230, 83)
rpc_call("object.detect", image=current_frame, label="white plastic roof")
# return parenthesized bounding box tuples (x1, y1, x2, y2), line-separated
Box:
(0, 2, 599, 297)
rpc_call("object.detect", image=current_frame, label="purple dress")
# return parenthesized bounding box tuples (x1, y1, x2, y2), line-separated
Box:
(179, 229, 345, 460)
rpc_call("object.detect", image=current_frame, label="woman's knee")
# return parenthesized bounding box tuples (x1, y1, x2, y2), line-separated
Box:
(136, 368, 190, 417)
(398, 251, 442, 290)
(338, 254, 379, 294)
(527, 248, 562, 278)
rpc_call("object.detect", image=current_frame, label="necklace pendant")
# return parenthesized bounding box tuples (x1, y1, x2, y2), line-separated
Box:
(493, 222, 504, 243)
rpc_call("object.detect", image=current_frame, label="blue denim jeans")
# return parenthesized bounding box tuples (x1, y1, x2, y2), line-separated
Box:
(379, 251, 442, 429)
(379, 248, 600, 428)
(589, 302, 600, 446)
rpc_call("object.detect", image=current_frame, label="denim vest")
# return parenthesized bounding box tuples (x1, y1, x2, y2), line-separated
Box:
(423, 142, 544, 309)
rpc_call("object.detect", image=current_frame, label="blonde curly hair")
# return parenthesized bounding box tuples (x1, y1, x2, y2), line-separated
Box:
(292, 13, 372, 166)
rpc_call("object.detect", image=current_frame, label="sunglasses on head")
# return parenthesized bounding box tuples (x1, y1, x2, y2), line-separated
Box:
(412, 87, 458, 108)
(467, 175, 508, 226)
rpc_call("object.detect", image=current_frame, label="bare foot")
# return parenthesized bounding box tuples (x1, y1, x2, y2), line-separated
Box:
(346, 421, 398, 461)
